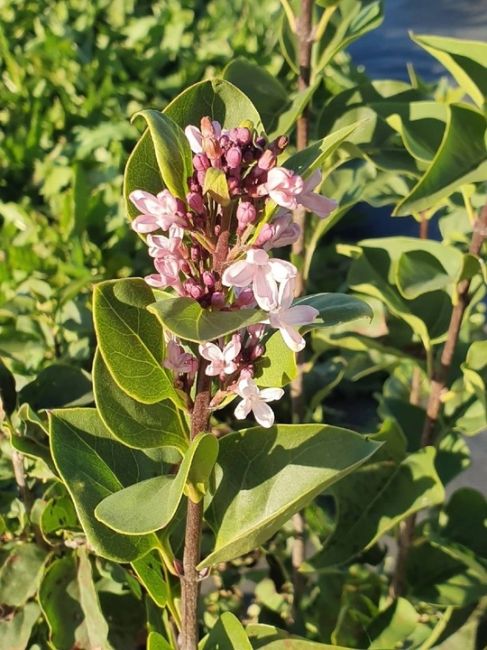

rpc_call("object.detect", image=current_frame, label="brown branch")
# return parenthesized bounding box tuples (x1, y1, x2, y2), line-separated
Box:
(390, 203, 487, 599)
(289, 0, 314, 615)
(180, 361, 211, 650)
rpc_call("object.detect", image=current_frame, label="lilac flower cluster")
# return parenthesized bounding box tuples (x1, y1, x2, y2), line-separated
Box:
(130, 117, 337, 427)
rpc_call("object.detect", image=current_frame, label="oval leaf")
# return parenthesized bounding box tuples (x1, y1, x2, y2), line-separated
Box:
(295, 293, 373, 330)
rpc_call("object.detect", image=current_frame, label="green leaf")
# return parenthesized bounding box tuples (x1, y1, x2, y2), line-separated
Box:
(313, 0, 384, 75)
(132, 550, 168, 607)
(39, 553, 112, 650)
(396, 249, 452, 299)
(18, 364, 92, 410)
(283, 121, 366, 177)
(247, 624, 352, 648)
(93, 350, 189, 452)
(394, 104, 487, 215)
(148, 297, 265, 343)
(132, 109, 192, 200)
(199, 424, 381, 568)
(366, 598, 418, 649)
(95, 433, 218, 534)
(50, 408, 160, 562)
(296, 292, 373, 330)
(148, 632, 173, 650)
(202, 612, 253, 650)
(203, 167, 230, 206)
(254, 331, 297, 387)
(305, 444, 444, 570)
(0, 602, 40, 650)
(411, 34, 487, 108)
(223, 58, 289, 134)
(0, 543, 48, 607)
(93, 278, 179, 406)
(0, 359, 16, 415)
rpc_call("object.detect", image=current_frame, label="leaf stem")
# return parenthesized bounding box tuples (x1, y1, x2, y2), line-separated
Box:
(180, 361, 211, 650)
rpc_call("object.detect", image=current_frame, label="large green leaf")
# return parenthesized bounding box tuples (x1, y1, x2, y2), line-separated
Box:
(18, 363, 92, 410)
(305, 434, 444, 570)
(93, 278, 179, 406)
(0, 543, 48, 607)
(254, 331, 297, 387)
(148, 297, 265, 343)
(95, 433, 218, 534)
(223, 58, 289, 133)
(39, 553, 112, 650)
(394, 104, 487, 215)
(202, 612, 253, 650)
(132, 109, 193, 200)
(125, 79, 263, 219)
(199, 424, 381, 568)
(296, 293, 373, 330)
(132, 550, 169, 607)
(412, 34, 487, 108)
(50, 408, 161, 561)
(93, 350, 189, 452)
(0, 602, 40, 650)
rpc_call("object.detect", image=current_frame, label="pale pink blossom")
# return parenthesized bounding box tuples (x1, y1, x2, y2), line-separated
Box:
(130, 189, 186, 233)
(256, 210, 301, 250)
(297, 169, 337, 218)
(184, 121, 223, 154)
(146, 234, 185, 261)
(234, 377, 284, 428)
(266, 279, 319, 352)
(145, 258, 183, 293)
(199, 335, 241, 377)
(164, 340, 197, 378)
(222, 249, 297, 311)
(259, 167, 304, 209)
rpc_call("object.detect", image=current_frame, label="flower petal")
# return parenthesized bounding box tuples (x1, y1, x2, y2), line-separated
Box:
(223, 335, 241, 364)
(279, 323, 306, 352)
(253, 267, 278, 311)
(198, 342, 223, 363)
(252, 400, 275, 428)
(259, 387, 285, 402)
(222, 260, 255, 288)
(298, 192, 337, 219)
(184, 125, 203, 153)
(234, 398, 252, 420)
(282, 305, 319, 327)
(268, 258, 297, 283)
(131, 214, 160, 234)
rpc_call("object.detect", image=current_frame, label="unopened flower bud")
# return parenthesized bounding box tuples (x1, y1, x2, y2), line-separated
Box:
(247, 324, 266, 340)
(193, 153, 210, 171)
(180, 261, 191, 274)
(187, 191, 205, 214)
(255, 136, 266, 148)
(236, 127, 252, 145)
(226, 147, 242, 169)
(257, 150, 276, 171)
(235, 287, 255, 307)
(237, 201, 257, 229)
(211, 291, 225, 308)
(276, 135, 289, 151)
(184, 278, 204, 300)
(197, 170, 207, 186)
(250, 344, 265, 361)
(190, 246, 201, 262)
(228, 177, 241, 196)
(203, 137, 221, 161)
(228, 128, 239, 144)
(219, 134, 230, 149)
(200, 116, 214, 138)
(202, 271, 215, 289)
(254, 224, 274, 247)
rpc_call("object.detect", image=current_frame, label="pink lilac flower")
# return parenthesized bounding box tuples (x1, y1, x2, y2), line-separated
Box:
(164, 340, 197, 378)
(145, 258, 183, 292)
(184, 121, 223, 154)
(234, 377, 284, 428)
(198, 335, 241, 376)
(266, 279, 319, 352)
(222, 249, 297, 311)
(297, 169, 337, 218)
(259, 167, 304, 209)
(146, 234, 185, 261)
(130, 189, 186, 233)
(255, 210, 301, 250)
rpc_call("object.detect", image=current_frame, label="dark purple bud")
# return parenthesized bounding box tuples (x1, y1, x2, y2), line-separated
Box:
(243, 149, 255, 164)
(257, 149, 276, 171)
(211, 291, 225, 308)
(235, 287, 255, 307)
(173, 559, 184, 576)
(219, 134, 230, 148)
(187, 191, 205, 214)
(202, 271, 215, 289)
(255, 136, 266, 148)
(193, 153, 210, 171)
(180, 261, 191, 274)
(226, 146, 242, 169)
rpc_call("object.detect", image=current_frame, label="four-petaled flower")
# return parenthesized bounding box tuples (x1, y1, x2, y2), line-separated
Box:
(222, 249, 296, 311)
(130, 189, 186, 233)
(164, 340, 197, 378)
(199, 335, 241, 377)
(266, 279, 319, 352)
(234, 377, 284, 428)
